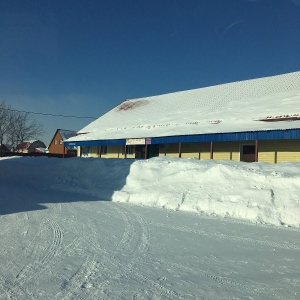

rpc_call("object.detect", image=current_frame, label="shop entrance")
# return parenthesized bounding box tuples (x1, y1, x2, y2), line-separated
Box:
(135, 144, 159, 159)
(147, 144, 159, 158)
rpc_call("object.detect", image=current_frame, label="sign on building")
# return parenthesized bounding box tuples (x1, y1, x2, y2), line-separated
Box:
(126, 138, 146, 145)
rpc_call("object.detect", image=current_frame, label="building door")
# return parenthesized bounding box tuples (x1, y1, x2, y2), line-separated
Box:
(135, 144, 159, 159)
(147, 144, 159, 158)
(135, 145, 145, 158)
(241, 145, 256, 162)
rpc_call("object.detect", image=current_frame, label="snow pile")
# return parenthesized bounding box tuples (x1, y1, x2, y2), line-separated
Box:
(1, 156, 300, 227)
(113, 158, 300, 227)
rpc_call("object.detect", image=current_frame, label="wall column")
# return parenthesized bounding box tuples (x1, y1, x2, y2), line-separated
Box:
(210, 142, 214, 160)
(255, 140, 258, 162)
(145, 144, 148, 159)
(178, 143, 182, 158)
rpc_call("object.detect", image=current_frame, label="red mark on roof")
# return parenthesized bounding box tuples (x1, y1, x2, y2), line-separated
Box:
(256, 115, 300, 122)
(117, 100, 150, 111)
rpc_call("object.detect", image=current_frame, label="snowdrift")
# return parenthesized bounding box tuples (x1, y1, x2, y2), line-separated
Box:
(113, 158, 300, 227)
(1, 156, 300, 227)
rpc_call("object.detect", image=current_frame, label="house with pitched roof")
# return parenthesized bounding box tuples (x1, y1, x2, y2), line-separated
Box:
(16, 140, 46, 153)
(48, 129, 77, 156)
(65, 71, 300, 163)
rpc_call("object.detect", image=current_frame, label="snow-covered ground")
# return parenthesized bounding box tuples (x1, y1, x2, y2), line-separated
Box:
(1, 156, 300, 299)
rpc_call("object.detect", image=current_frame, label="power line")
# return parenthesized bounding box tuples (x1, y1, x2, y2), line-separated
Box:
(2, 107, 97, 119)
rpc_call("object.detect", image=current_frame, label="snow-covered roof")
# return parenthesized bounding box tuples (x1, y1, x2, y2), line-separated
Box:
(59, 129, 77, 141)
(67, 71, 300, 143)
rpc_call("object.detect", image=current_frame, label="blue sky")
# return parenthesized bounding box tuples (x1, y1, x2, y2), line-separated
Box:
(1, 0, 300, 144)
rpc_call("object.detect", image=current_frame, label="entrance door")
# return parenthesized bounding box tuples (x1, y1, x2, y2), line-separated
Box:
(241, 145, 255, 162)
(147, 144, 159, 158)
(135, 145, 145, 159)
(135, 144, 159, 159)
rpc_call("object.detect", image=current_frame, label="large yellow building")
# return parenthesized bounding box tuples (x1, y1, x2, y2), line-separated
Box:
(65, 71, 300, 163)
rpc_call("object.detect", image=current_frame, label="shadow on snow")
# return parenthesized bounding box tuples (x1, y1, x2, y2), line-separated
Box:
(0, 156, 134, 215)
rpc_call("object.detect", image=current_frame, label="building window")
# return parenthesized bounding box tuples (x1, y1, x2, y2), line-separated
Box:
(81, 146, 90, 157)
(54, 140, 58, 145)
(59, 140, 63, 145)
(122, 145, 134, 155)
(128, 145, 134, 154)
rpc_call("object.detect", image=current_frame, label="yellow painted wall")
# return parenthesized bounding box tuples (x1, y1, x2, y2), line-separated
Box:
(77, 146, 99, 158)
(276, 139, 300, 162)
(231, 144, 240, 161)
(181, 143, 200, 159)
(181, 142, 211, 160)
(124, 145, 135, 159)
(89, 146, 99, 158)
(159, 142, 239, 161)
(253, 140, 300, 163)
(102, 146, 121, 158)
(104, 145, 136, 159)
(158, 144, 166, 157)
(199, 143, 211, 160)
(258, 141, 276, 163)
(161, 143, 180, 157)
(213, 142, 240, 161)
(77, 139, 300, 163)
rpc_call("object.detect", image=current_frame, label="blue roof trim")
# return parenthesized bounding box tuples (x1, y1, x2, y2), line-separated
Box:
(152, 129, 300, 144)
(64, 139, 126, 147)
(64, 129, 300, 147)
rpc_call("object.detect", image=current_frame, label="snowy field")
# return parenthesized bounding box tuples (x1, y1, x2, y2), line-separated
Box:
(1, 156, 300, 299)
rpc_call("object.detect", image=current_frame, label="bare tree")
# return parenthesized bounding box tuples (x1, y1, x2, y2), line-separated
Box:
(0, 102, 44, 153)
(0, 102, 13, 155)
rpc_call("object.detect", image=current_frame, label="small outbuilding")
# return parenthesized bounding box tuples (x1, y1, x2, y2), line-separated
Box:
(65, 71, 300, 163)
(48, 129, 77, 156)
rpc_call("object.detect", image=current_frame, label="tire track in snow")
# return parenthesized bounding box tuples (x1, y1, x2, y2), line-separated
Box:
(0, 272, 35, 300)
(150, 257, 266, 298)
(0, 218, 64, 300)
(55, 254, 96, 300)
(87, 203, 183, 300)
(16, 219, 63, 280)
(53, 201, 133, 300)
(54, 202, 140, 300)
(40, 218, 63, 264)
(147, 221, 300, 251)
(57, 202, 184, 300)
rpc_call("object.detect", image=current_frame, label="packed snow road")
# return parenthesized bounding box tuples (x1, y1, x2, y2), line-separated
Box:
(1, 200, 300, 300)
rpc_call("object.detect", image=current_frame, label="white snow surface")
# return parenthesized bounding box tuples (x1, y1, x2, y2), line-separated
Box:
(67, 71, 300, 142)
(1, 156, 300, 299)
(113, 158, 300, 228)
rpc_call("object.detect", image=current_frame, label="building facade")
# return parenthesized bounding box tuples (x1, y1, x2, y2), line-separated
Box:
(65, 72, 300, 163)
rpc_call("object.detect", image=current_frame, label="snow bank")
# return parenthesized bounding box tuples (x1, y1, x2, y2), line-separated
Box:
(1, 156, 300, 227)
(112, 158, 300, 227)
